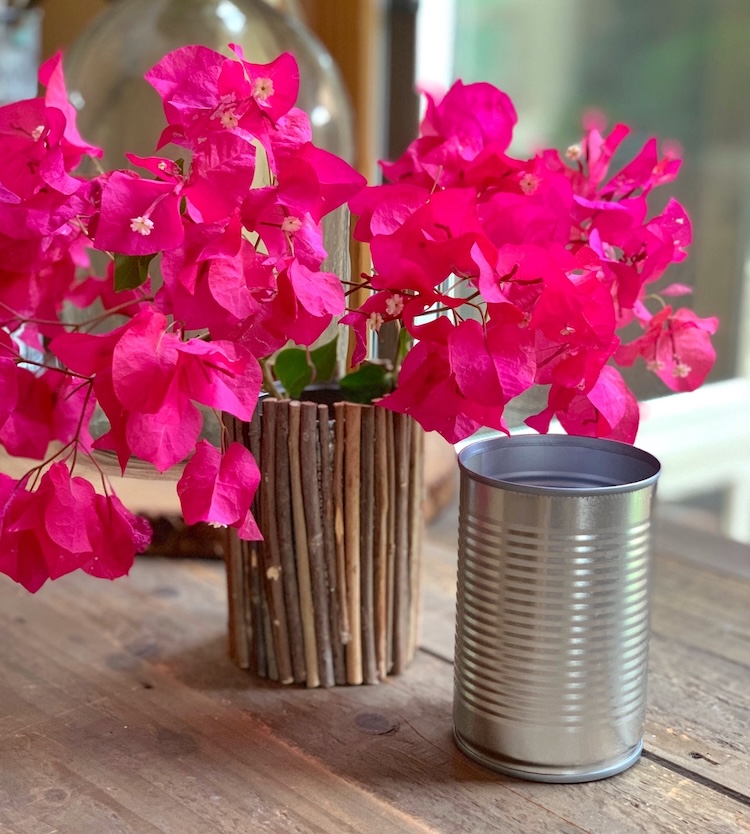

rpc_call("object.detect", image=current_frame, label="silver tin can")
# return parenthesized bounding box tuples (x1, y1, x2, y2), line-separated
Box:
(454, 435, 661, 782)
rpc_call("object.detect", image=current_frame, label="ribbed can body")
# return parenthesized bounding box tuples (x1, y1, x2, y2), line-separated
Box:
(454, 436, 660, 782)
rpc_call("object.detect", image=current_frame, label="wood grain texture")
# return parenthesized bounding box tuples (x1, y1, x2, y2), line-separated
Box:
(0, 513, 749, 833)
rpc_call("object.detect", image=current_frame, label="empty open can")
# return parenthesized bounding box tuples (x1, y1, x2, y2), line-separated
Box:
(453, 434, 661, 783)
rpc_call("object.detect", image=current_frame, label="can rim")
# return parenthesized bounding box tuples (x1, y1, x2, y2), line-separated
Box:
(458, 434, 661, 496)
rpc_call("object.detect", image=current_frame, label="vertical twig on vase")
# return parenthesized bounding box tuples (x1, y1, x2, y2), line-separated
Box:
(318, 403, 347, 685)
(274, 401, 306, 683)
(343, 402, 363, 684)
(259, 399, 294, 684)
(288, 401, 320, 688)
(301, 402, 335, 687)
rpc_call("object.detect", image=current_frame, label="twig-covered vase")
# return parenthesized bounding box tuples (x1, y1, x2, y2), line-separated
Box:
(224, 396, 424, 687)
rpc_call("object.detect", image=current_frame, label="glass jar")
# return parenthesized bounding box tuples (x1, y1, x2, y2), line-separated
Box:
(63, 0, 354, 168)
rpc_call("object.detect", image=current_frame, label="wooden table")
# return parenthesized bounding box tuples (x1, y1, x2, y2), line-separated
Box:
(1, 511, 749, 833)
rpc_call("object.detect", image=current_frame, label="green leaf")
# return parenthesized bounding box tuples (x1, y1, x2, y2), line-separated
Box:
(113, 253, 155, 292)
(396, 324, 411, 367)
(274, 347, 313, 400)
(310, 335, 338, 383)
(339, 362, 392, 404)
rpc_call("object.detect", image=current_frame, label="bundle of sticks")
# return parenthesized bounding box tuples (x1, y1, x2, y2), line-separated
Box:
(225, 399, 424, 687)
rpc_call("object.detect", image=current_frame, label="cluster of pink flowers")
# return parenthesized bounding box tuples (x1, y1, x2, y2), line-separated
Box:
(0, 46, 364, 590)
(0, 47, 717, 592)
(344, 83, 717, 443)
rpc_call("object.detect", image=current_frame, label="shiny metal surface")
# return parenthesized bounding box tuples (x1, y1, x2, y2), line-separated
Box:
(453, 435, 660, 782)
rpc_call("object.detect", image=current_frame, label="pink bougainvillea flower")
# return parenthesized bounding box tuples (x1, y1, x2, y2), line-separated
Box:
(147, 45, 299, 162)
(186, 130, 258, 223)
(379, 337, 509, 443)
(526, 366, 639, 443)
(530, 262, 616, 352)
(38, 52, 102, 165)
(84, 492, 152, 579)
(93, 171, 184, 255)
(48, 323, 127, 378)
(349, 183, 429, 243)
(122, 379, 204, 473)
(175, 337, 262, 421)
(227, 46, 300, 124)
(615, 305, 718, 392)
(382, 80, 517, 186)
(157, 218, 271, 337)
(485, 302, 537, 400)
(0, 367, 55, 459)
(0, 100, 80, 205)
(145, 44, 227, 138)
(448, 318, 506, 408)
(239, 260, 345, 355)
(177, 439, 261, 539)
(0, 465, 150, 591)
(573, 122, 630, 195)
(340, 289, 411, 365)
(241, 142, 364, 267)
(110, 308, 261, 418)
(241, 186, 327, 268)
(110, 308, 182, 413)
(368, 189, 483, 293)
(0, 464, 96, 591)
(279, 144, 367, 223)
(602, 137, 681, 199)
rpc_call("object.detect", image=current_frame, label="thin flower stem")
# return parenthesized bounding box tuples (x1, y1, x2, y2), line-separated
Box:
(643, 292, 668, 310)
(24, 439, 77, 490)
(438, 275, 466, 297)
(69, 382, 95, 473)
(345, 285, 370, 298)
(12, 358, 92, 381)
(0, 301, 66, 328)
(260, 357, 282, 398)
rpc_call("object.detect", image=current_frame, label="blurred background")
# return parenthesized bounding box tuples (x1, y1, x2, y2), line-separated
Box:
(2, 0, 749, 540)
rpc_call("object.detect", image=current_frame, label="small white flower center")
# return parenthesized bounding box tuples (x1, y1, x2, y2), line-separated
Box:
(220, 110, 239, 129)
(281, 216, 303, 234)
(385, 293, 404, 317)
(368, 312, 384, 332)
(130, 216, 155, 236)
(566, 144, 582, 161)
(519, 173, 540, 195)
(672, 361, 692, 378)
(31, 124, 45, 141)
(252, 77, 275, 102)
(207, 521, 228, 529)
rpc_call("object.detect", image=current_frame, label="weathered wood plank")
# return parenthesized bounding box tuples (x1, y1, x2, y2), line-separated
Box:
(656, 514, 750, 581)
(1, 550, 749, 834)
(0, 586, 438, 834)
